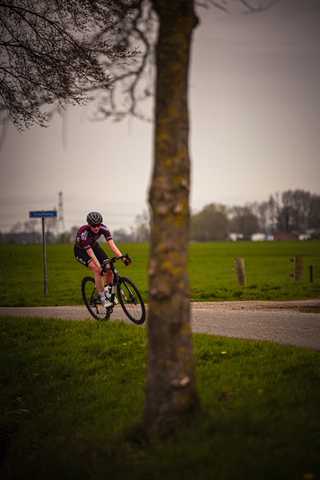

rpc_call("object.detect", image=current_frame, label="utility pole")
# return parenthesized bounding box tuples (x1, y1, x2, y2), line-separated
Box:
(58, 191, 65, 236)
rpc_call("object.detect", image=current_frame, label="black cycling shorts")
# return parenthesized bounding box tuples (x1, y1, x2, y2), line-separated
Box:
(74, 243, 109, 268)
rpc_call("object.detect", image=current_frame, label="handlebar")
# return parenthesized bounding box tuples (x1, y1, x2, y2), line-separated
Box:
(101, 253, 132, 272)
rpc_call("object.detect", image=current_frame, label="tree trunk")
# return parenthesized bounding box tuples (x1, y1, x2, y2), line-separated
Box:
(143, 0, 200, 440)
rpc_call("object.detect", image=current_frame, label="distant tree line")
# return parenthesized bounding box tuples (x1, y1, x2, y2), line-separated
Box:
(0, 216, 62, 245)
(190, 190, 320, 241)
(1, 190, 319, 245)
(0, 211, 151, 245)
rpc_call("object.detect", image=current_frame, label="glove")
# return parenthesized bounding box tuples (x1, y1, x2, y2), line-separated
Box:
(122, 254, 132, 266)
(99, 269, 104, 276)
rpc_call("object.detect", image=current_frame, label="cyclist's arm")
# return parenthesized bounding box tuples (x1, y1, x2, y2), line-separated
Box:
(107, 239, 123, 259)
(86, 247, 102, 270)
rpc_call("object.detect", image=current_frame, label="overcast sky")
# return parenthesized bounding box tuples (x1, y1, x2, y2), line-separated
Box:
(1, 0, 319, 234)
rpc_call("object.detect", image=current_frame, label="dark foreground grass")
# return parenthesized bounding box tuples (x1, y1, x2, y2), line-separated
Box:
(1, 317, 319, 480)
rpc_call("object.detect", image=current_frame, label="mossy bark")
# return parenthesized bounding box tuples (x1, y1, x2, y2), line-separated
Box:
(143, 0, 201, 440)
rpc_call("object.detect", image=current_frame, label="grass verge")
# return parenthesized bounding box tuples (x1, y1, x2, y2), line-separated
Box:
(0, 317, 319, 480)
(0, 241, 319, 306)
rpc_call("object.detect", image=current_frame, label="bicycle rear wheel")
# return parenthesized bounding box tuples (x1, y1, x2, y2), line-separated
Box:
(117, 277, 146, 325)
(81, 276, 111, 321)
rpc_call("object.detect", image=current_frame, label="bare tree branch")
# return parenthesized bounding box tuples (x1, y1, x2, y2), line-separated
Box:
(0, 0, 139, 130)
(238, 0, 280, 13)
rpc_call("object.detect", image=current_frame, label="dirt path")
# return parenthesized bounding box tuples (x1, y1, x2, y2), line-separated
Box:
(1, 299, 320, 350)
(192, 299, 320, 311)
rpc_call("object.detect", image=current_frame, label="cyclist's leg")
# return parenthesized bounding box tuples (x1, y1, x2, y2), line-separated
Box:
(75, 245, 104, 293)
(75, 245, 112, 308)
(106, 270, 113, 285)
(92, 244, 119, 304)
(88, 261, 104, 292)
(92, 244, 114, 285)
(74, 245, 91, 268)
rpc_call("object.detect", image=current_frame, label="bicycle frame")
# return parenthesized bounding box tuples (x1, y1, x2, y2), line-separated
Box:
(101, 254, 129, 303)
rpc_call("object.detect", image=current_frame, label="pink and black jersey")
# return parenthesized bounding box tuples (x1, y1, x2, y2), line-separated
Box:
(75, 224, 112, 250)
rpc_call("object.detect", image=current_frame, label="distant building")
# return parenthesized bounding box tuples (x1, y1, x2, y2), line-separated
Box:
(226, 233, 244, 241)
(251, 233, 267, 242)
(273, 232, 298, 241)
(298, 234, 311, 240)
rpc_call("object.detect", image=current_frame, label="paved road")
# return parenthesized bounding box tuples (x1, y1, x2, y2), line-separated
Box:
(190, 306, 320, 351)
(1, 300, 320, 350)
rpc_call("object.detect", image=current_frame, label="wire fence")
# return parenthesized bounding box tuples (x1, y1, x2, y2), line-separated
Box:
(129, 261, 319, 284)
(230, 256, 318, 286)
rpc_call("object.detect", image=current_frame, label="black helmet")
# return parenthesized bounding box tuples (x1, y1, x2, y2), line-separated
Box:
(87, 211, 103, 227)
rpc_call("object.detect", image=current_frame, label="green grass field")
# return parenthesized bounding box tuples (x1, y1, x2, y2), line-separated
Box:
(0, 241, 319, 307)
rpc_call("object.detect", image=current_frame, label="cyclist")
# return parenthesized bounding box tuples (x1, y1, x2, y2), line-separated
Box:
(74, 211, 128, 308)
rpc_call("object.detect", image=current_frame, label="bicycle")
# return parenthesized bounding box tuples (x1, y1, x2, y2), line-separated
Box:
(81, 254, 146, 325)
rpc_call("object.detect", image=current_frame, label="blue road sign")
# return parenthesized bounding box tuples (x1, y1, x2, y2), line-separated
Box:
(29, 210, 57, 218)
(28, 210, 57, 294)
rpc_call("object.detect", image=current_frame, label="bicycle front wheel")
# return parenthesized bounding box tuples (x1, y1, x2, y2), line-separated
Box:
(81, 276, 110, 321)
(117, 277, 146, 325)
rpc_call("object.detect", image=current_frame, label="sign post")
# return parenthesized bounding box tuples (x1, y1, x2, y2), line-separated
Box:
(29, 210, 57, 294)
